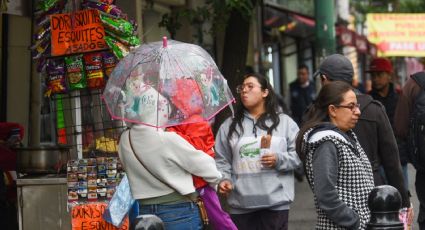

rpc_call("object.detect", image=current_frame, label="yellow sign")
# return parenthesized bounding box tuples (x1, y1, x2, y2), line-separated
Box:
(367, 14, 425, 57)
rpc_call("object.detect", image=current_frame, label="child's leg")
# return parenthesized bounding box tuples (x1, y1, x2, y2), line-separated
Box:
(197, 186, 238, 230)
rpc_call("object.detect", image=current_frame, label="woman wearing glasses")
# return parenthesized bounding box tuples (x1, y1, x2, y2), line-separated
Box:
(296, 81, 374, 229)
(215, 73, 301, 230)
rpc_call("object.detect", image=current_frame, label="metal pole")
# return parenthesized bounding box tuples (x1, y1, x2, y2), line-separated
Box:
(314, 0, 336, 58)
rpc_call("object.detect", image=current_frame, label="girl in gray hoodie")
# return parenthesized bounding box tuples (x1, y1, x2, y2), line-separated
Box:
(215, 73, 301, 230)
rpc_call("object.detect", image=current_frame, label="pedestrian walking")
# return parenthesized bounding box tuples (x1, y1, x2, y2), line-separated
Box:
(394, 71, 425, 229)
(367, 57, 409, 189)
(290, 64, 316, 126)
(315, 54, 410, 209)
(215, 73, 301, 230)
(296, 81, 375, 229)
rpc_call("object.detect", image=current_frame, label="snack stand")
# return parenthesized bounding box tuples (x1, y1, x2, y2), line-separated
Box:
(17, 0, 138, 229)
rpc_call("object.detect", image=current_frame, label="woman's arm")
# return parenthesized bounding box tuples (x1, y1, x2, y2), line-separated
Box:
(312, 141, 360, 229)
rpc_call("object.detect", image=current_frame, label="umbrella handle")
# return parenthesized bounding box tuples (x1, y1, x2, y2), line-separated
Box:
(163, 36, 167, 48)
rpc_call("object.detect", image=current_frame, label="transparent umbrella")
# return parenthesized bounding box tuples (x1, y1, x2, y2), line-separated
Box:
(102, 37, 235, 128)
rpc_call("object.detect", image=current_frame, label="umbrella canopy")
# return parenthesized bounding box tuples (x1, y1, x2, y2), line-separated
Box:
(102, 37, 234, 128)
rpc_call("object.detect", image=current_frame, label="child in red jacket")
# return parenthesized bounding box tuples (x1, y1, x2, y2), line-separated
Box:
(167, 79, 237, 230)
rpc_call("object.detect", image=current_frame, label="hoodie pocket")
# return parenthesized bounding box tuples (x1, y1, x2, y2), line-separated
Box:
(228, 173, 289, 209)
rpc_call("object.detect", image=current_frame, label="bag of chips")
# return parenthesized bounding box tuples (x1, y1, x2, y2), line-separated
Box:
(102, 51, 117, 79)
(83, 52, 105, 89)
(65, 55, 87, 90)
(45, 58, 67, 96)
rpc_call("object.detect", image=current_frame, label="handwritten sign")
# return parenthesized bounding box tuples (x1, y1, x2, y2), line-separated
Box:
(50, 9, 107, 56)
(71, 203, 129, 230)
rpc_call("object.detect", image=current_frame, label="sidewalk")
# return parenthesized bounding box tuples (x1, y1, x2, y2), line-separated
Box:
(289, 164, 420, 229)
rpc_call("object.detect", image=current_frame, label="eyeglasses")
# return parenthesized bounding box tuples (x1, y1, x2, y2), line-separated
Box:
(334, 103, 360, 112)
(236, 83, 262, 94)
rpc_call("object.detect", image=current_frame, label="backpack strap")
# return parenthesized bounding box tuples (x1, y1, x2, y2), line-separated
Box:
(411, 72, 425, 90)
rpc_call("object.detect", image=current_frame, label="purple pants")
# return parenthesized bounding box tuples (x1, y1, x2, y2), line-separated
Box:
(197, 186, 238, 230)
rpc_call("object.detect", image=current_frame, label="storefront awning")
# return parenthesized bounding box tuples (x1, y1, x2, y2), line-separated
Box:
(263, 3, 315, 39)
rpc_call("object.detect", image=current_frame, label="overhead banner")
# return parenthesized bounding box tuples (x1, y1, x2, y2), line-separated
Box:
(50, 9, 108, 56)
(367, 13, 425, 57)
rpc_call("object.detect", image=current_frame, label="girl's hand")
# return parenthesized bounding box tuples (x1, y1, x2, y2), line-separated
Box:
(218, 180, 233, 197)
(261, 153, 277, 168)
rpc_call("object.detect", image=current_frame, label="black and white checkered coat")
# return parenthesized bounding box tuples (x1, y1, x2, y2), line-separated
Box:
(303, 129, 375, 229)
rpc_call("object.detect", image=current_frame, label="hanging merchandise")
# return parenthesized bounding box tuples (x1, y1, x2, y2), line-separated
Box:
(83, 52, 105, 89)
(28, 2, 141, 228)
(31, 0, 140, 96)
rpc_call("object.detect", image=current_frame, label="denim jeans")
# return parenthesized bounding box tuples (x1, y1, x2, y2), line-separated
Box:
(137, 201, 202, 230)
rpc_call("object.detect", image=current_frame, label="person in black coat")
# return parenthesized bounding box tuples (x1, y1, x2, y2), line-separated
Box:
(314, 54, 410, 209)
(290, 64, 316, 126)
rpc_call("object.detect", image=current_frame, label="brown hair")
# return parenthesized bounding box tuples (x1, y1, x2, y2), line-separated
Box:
(295, 81, 353, 162)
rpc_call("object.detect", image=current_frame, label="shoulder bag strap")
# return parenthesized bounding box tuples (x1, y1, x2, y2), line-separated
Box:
(127, 129, 175, 190)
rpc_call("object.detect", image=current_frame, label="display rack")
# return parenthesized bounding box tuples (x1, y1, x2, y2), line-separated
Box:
(50, 89, 125, 159)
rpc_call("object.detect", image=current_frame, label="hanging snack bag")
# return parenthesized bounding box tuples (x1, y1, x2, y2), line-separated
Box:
(105, 29, 140, 47)
(81, 1, 124, 18)
(102, 51, 117, 79)
(65, 55, 87, 90)
(83, 52, 105, 89)
(45, 58, 67, 96)
(104, 36, 129, 59)
(99, 13, 134, 37)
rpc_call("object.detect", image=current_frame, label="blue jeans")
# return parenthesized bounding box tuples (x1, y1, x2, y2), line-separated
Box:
(137, 201, 202, 230)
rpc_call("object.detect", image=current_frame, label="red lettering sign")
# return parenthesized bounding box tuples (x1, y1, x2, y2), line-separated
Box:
(50, 9, 107, 56)
(71, 203, 129, 230)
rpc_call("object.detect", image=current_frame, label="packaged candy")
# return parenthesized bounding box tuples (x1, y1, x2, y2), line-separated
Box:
(81, 1, 124, 18)
(33, 22, 51, 41)
(104, 36, 129, 59)
(36, 0, 61, 12)
(102, 51, 117, 79)
(65, 55, 87, 90)
(99, 13, 134, 37)
(45, 58, 67, 96)
(31, 35, 51, 60)
(83, 52, 105, 89)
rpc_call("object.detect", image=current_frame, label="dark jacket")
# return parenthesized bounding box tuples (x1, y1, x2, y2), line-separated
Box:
(370, 83, 399, 128)
(289, 80, 315, 125)
(353, 94, 410, 207)
(370, 84, 408, 164)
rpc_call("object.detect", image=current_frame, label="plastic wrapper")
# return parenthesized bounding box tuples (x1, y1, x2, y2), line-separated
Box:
(34, 2, 64, 23)
(260, 135, 272, 168)
(105, 29, 140, 46)
(99, 13, 134, 37)
(65, 55, 87, 90)
(31, 37, 51, 60)
(33, 22, 51, 41)
(83, 52, 105, 89)
(102, 51, 117, 79)
(82, 1, 124, 18)
(103, 175, 135, 227)
(45, 58, 67, 97)
(104, 36, 129, 59)
(37, 57, 47, 73)
(36, 0, 61, 12)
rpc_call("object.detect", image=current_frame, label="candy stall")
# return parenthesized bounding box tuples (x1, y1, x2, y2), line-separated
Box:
(17, 0, 138, 229)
